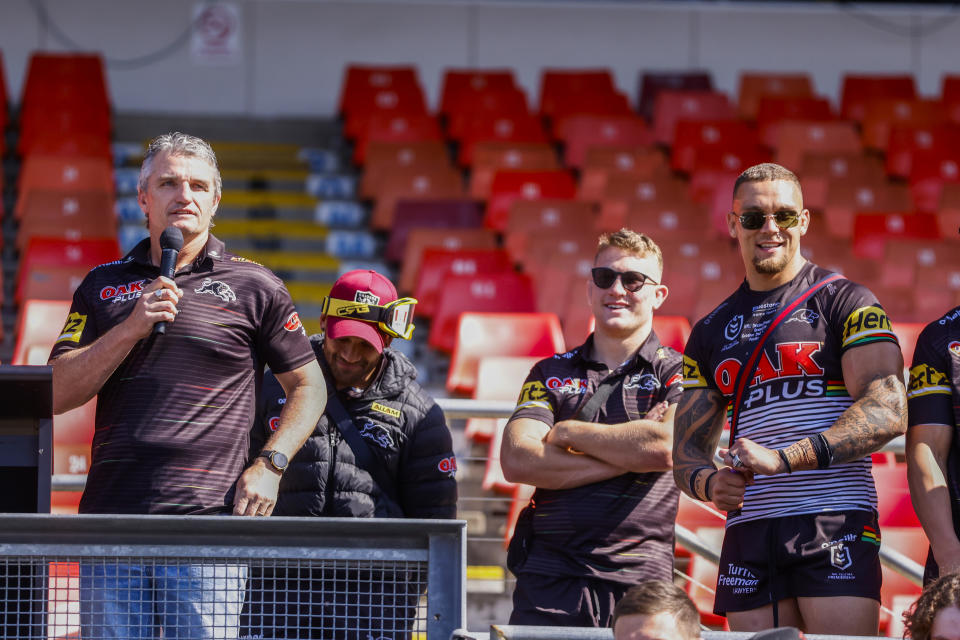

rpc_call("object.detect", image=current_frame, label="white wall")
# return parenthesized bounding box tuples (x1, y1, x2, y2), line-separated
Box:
(1, 0, 958, 117)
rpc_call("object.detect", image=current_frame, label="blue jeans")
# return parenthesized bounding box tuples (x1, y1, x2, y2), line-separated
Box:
(80, 563, 247, 639)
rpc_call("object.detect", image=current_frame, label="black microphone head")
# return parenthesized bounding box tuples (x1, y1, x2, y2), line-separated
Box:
(159, 226, 184, 252)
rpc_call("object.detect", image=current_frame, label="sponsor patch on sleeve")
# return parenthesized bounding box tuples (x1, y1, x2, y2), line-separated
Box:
(437, 455, 457, 477)
(515, 380, 551, 411)
(907, 363, 952, 400)
(371, 402, 401, 419)
(55, 312, 88, 344)
(682, 354, 708, 389)
(841, 305, 897, 349)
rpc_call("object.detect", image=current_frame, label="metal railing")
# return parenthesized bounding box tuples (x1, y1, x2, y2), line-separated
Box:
(0, 514, 465, 640)
(451, 628, 888, 640)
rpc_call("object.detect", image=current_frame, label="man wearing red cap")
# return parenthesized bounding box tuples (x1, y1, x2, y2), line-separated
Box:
(243, 268, 457, 639)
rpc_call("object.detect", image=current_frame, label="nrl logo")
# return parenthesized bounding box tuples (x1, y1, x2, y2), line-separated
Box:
(195, 278, 237, 303)
(724, 315, 744, 341)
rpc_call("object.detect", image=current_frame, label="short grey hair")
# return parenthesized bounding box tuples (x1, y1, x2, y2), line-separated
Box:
(138, 132, 222, 198)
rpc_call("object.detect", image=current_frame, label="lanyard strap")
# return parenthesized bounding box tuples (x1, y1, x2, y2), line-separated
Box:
(728, 273, 846, 442)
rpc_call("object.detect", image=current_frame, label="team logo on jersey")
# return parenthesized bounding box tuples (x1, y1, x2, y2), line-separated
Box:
(359, 420, 394, 449)
(437, 456, 457, 477)
(949, 341, 960, 357)
(355, 290, 380, 305)
(787, 308, 820, 325)
(907, 363, 951, 399)
(682, 355, 708, 389)
(516, 380, 550, 410)
(56, 312, 88, 344)
(842, 305, 895, 348)
(99, 279, 145, 303)
(624, 373, 660, 390)
(195, 278, 237, 302)
(268, 416, 280, 432)
(372, 402, 401, 418)
(724, 315, 744, 341)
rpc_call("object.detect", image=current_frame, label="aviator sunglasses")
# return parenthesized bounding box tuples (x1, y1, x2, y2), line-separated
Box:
(590, 267, 659, 293)
(737, 210, 801, 231)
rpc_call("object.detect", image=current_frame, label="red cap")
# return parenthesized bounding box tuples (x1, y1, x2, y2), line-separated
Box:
(324, 269, 397, 353)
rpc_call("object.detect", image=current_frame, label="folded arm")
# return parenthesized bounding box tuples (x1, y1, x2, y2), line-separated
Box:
(907, 423, 960, 574)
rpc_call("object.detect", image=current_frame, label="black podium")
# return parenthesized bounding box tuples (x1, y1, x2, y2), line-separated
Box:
(0, 365, 53, 638)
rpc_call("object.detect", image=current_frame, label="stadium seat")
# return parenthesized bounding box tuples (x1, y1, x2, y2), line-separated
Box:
(455, 113, 550, 167)
(22, 53, 108, 113)
(555, 114, 653, 169)
(445, 311, 564, 394)
(440, 68, 517, 116)
(797, 151, 886, 212)
(17, 190, 117, 251)
(20, 129, 112, 160)
(578, 146, 670, 202)
(19, 106, 111, 157)
(338, 64, 421, 116)
(892, 321, 926, 372)
(852, 212, 939, 260)
(368, 164, 465, 230)
(737, 72, 814, 121)
(17, 155, 114, 196)
(13, 300, 72, 366)
(16, 237, 121, 303)
(539, 69, 618, 119)
(622, 200, 712, 245)
(414, 248, 514, 318)
(755, 96, 835, 149)
(465, 355, 542, 443)
(652, 316, 692, 353)
(504, 199, 597, 263)
(385, 198, 485, 263)
(485, 170, 576, 232)
(861, 98, 946, 152)
(772, 121, 862, 173)
(446, 87, 531, 140)
(651, 90, 735, 146)
(909, 148, 960, 213)
(671, 120, 760, 174)
(886, 123, 960, 179)
(879, 239, 959, 289)
(687, 148, 771, 207)
(351, 112, 443, 165)
(637, 70, 713, 122)
(360, 140, 451, 199)
(469, 142, 560, 199)
(822, 179, 912, 239)
(594, 173, 692, 230)
(840, 73, 916, 123)
(343, 85, 429, 142)
(397, 227, 497, 294)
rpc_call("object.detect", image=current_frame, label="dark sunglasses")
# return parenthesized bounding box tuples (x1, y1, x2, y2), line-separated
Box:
(591, 267, 658, 292)
(737, 210, 800, 230)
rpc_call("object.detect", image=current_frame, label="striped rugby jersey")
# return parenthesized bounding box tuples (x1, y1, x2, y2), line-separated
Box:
(683, 262, 898, 526)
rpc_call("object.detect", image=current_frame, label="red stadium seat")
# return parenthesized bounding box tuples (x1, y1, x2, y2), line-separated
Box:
(338, 65, 420, 116)
(20, 107, 111, 157)
(840, 73, 916, 123)
(344, 86, 429, 142)
(17, 155, 114, 196)
(880, 239, 959, 289)
(861, 98, 946, 152)
(22, 53, 109, 115)
(579, 147, 670, 202)
(465, 355, 541, 443)
(872, 464, 920, 528)
(651, 90, 735, 146)
(936, 183, 960, 241)
(369, 164, 465, 230)
(486, 170, 576, 231)
(886, 124, 960, 179)
(440, 69, 517, 116)
(755, 96, 835, 149)
(892, 321, 926, 373)
(469, 142, 560, 199)
(360, 140, 450, 199)
(539, 69, 617, 119)
(909, 148, 960, 213)
(773, 121, 862, 173)
(504, 199, 597, 263)
(16, 237, 120, 303)
(17, 191, 117, 251)
(446, 87, 531, 140)
(415, 248, 514, 318)
(12, 299, 72, 367)
(455, 114, 549, 167)
(822, 179, 912, 239)
(652, 316, 692, 353)
(797, 152, 886, 212)
(446, 311, 564, 394)
(738, 72, 814, 121)
(397, 227, 497, 294)
(852, 212, 939, 261)
(351, 112, 442, 166)
(385, 198, 485, 263)
(637, 71, 713, 122)
(556, 114, 653, 169)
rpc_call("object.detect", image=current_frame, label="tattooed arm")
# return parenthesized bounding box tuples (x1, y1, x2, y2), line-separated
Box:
(672, 388, 735, 506)
(729, 341, 907, 475)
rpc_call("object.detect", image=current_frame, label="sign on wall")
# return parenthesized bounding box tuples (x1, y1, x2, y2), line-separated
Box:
(191, 2, 242, 65)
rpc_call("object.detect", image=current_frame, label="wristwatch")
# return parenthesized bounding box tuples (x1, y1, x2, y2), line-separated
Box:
(258, 450, 289, 474)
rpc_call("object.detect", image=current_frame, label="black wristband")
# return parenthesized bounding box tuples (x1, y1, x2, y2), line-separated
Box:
(689, 466, 713, 501)
(777, 449, 792, 474)
(810, 434, 831, 470)
(817, 433, 834, 466)
(704, 470, 719, 502)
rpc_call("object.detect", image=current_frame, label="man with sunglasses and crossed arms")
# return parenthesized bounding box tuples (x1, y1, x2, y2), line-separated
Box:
(673, 163, 906, 635)
(500, 228, 682, 627)
(242, 268, 457, 639)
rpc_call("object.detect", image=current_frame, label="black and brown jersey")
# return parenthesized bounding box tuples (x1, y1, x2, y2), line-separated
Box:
(49, 236, 315, 515)
(683, 262, 899, 526)
(907, 306, 960, 579)
(509, 332, 683, 584)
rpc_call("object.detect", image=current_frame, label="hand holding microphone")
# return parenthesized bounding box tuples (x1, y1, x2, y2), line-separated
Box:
(152, 226, 184, 336)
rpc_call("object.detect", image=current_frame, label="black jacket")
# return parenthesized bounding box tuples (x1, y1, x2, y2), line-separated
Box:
(252, 335, 458, 519)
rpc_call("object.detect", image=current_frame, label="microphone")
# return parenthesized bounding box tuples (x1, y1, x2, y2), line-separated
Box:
(153, 226, 184, 336)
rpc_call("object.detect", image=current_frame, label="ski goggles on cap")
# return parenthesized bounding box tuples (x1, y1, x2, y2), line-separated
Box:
(321, 296, 418, 340)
